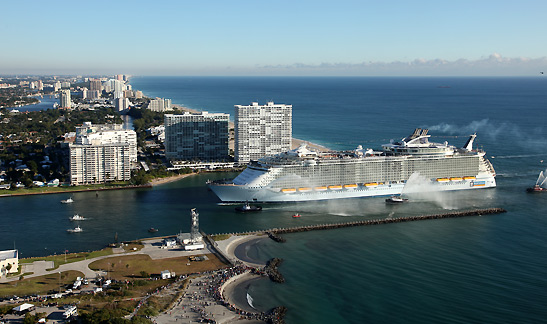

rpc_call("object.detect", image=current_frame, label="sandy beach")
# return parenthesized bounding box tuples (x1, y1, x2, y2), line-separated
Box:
(147, 173, 197, 186)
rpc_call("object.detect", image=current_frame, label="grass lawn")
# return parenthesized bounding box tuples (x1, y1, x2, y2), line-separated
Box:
(211, 234, 232, 241)
(19, 248, 114, 269)
(88, 253, 227, 280)
(0, 270, 83, 298)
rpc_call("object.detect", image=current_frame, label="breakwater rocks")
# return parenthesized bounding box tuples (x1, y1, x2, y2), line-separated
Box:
(266, 306, 288, 324)
(268, 208, 506, 236)
(265, 258, 285, 283)
(267, 231, 286, 243)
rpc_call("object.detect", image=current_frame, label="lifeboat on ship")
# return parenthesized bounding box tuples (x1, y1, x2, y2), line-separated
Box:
(344, 184, 358, 189)
(463, 176, 476, 180)
(449, 177, 463, 181)
(364, 182, 378, 187)
(436, 178, 449, 182)
(328, 185, 343, 190)
(314, 186, 328, 191)
(298, 187, 312, 192)
(281, 188, 296, 193)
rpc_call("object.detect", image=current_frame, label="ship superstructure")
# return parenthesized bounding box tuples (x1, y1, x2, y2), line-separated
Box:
(208, 129, 496, 202)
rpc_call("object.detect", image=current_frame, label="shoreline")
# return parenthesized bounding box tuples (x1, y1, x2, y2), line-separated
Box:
(214, 235, 271, 315)
(0, 184, 152, 198)
(147, 172, 197, 186)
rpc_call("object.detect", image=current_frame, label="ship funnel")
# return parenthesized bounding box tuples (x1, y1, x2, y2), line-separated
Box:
(463, 134, 477, 151)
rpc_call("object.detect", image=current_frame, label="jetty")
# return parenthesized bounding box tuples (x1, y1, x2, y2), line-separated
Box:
(212, 208, 507, 239)
(268, 208, 506, 236)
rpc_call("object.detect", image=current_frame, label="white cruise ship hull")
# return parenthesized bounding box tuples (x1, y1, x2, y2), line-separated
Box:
(209, 175, 496, 203)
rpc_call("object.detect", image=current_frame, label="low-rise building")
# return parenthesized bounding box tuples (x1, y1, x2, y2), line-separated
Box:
(0, 249, 18, 277)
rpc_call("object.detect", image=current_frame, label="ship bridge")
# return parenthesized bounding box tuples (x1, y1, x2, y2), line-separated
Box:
(382, 128, 455, 156)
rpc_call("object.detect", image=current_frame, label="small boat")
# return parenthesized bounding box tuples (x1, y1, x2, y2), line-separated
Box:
(67, 226, 83, 233)
(69, 214, 86, 221)
(385, 195, 409, 204)
(61, 198, 74, 204)
(526, 185, 547, 193)
(235, 202, 262, 212)
(148, 228, 159, 233)
(292, 213, 302, 218)
(527, 170, 547, 193)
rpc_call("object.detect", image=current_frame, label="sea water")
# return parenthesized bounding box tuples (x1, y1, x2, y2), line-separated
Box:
(2, 77, 547, 323)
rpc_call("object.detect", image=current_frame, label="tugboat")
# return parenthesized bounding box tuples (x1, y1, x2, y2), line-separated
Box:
(527, 184, 547, 193)
(235, 202, 262, 212)
(385, 195, 409, 204)
(61, 197, 74, 204)
(527, 170, 547, 193)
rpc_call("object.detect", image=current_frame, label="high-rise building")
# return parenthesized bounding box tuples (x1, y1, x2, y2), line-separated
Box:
(115, 97, 130, 112)
(60, 90, 71, 109)
(87, 90, 100, 100)
(148, 98, 165, 112)
(69, 144, 132, 185)
(164, 112, 229, 161)
(89, 79, 102, 92)
(164, 99, 172, 110)
(74, 122, 137, 162)
(69, 122, 137, 185)
(148, 98, 172, 112)
(234, 101, 292, 164)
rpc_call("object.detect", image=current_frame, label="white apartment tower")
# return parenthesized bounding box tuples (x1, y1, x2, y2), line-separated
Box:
(69, 122, 137, 185)
(60, 90, 71, 109)
(234, 101, 292, 164)
(148, 98, 173, 112)
(164, 112, 229, 161)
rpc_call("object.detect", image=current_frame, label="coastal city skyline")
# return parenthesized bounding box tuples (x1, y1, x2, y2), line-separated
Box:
(2, 0, 547, 76)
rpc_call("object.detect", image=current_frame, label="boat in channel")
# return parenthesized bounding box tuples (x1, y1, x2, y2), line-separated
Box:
(67, 226, 83, 233)
(69, 214, 86, 221)
(234, 202, 262, 212)
(527, 170, 547, 193)
(385, 195, 409, 204)
(208, 128, 497, 203)
(61, 197, 74, 204)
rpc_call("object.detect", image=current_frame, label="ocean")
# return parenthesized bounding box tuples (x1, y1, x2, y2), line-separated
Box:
(3, 76, 547, 323)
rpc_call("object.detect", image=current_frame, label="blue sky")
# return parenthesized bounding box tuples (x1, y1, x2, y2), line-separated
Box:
(2, 0, 546, 76)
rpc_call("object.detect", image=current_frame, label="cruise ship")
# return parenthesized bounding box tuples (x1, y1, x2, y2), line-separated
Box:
(208, 128, 496, 202)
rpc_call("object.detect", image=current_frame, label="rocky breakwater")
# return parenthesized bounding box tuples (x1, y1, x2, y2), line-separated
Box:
(270, 208, 507, 235)
(265, 258, 285, 283)
(266, 306, 288, 324)
(267, 231, 286, 243)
